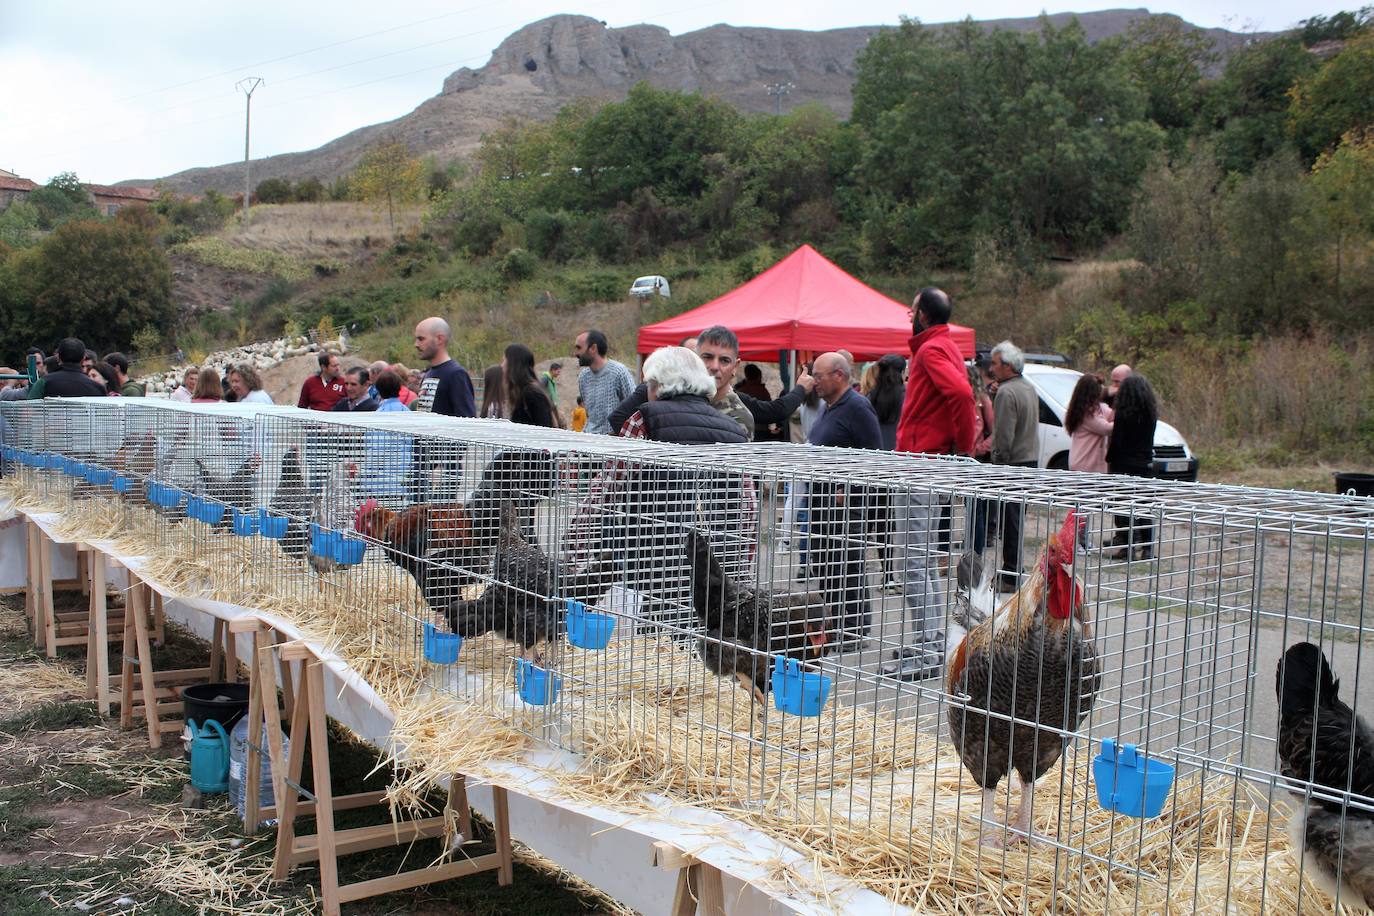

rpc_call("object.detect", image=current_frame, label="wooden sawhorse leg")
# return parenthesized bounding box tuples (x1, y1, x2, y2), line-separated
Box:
(654, 842, 726, 916)
(118, 579, 209, 748)
(266, 644, 513, 916)
(25, 519, 45, 652)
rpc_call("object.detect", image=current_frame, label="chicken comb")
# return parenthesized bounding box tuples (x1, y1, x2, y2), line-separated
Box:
(353, 498, 378, 533)
(1054, 510, 1083, 561)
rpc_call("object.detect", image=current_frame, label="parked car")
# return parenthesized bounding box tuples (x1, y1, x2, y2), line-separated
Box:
(1021, 364, 1199, 481)
(629, 275, 671, 300)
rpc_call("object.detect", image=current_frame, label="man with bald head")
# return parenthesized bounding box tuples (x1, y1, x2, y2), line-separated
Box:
(413, 316, 475, 417)
(807, 351, 881, 642)
(1105, 363, 1132, 407)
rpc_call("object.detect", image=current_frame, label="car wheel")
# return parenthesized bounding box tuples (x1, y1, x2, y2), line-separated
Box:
(1048, 452, 1069, 471)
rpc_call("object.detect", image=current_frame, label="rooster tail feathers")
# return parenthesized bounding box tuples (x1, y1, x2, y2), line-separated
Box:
(688, 530, 730, 621)
(1279, 642, 1341, 717)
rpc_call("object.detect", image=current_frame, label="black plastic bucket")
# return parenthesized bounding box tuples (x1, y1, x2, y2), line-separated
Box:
(1334, 472, 1374, 498)
(181, 682, 251, 733)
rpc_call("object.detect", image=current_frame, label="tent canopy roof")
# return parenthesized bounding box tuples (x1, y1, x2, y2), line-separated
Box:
(637, 245, 974, 362)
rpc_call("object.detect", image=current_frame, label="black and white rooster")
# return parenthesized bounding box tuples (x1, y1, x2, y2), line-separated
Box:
(1276, 641, 1374, 909)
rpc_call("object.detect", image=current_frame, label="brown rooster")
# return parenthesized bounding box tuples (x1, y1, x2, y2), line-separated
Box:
(352, 450, 555, 614)
(946, 511, 1099, 846)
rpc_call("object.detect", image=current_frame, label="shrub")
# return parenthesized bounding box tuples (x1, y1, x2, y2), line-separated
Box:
(499, 248, 537, 282)
(254, 178, 294, 204)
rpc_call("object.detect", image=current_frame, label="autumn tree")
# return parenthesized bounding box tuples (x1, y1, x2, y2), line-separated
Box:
(1309, 129, 1374, 315)
(350, 140, 425, 236)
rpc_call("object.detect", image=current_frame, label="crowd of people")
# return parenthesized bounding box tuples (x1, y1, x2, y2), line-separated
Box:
(7, 298, 1161, 683)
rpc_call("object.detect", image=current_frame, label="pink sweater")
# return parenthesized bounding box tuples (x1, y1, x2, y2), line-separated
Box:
(1069, 404, 1114, 473)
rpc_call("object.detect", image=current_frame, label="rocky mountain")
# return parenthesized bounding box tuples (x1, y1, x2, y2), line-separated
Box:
(128, 10, 1272, 195)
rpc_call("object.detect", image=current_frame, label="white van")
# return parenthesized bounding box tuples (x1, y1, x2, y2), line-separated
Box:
(629, 275, 671, 300)
(1022, 364, 1199, 481)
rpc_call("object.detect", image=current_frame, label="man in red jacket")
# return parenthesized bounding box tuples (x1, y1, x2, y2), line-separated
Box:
(884, 287, 976, 681)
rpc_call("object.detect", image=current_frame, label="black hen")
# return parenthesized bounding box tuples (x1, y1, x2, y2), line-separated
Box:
(445, 502, 615, 661)
(269, 446, 312, 559)
(1276, 642, 1374, 908)
(195, 455, 261, 528)
(688, 530, 831, 706)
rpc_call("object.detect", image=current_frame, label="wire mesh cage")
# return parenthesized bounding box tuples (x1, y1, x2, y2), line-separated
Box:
(4, 397, 1374, 911)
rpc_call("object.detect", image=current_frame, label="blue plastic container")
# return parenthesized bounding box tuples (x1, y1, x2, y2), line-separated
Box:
(0, 446, 12, 461)
(164, 487, 186, 510)
(185, 495, 203, 520)
(47, 453, 64, 470)
(310, 524, 340, 559)
(257, 509, 289, 540)
(771, 656, 832, 717)
(514, 658, 561, 706)
(334, 536, 366, 566)
(565, 600, 615, 650)
(231, 507, 258, 537)
(112, 475, 133, 494)
(422, 622, 463, 665)
(200, 500, 226, 526)
(1093, 739, 1175, 819)
(62, 456, 78, 475)
(88, 468, 113, 486)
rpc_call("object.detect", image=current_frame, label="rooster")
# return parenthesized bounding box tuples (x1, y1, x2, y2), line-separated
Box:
(688, 530, 832, 707)
(353, 449, 555, 613)
(1276, 642, 1374, 909)
(945, 511, 1099, 846)
(445, 502, 616, 661)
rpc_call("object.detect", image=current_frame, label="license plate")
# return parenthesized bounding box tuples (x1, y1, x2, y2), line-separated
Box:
(1165, 460, 1189, 473)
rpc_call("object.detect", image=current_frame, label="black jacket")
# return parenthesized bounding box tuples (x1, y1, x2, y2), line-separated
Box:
(638, 395, 747, 445)
(41, 364, 108, 398)
(1107, 412, 1156, 472)
(609, 381, 806, 436)
(331, 396, 379, 412)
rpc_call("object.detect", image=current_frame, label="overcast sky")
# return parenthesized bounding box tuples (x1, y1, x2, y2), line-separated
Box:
(0, 1, 1343, 185)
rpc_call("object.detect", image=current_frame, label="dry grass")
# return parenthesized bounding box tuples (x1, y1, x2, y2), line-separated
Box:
(221, 201, 424, 260)
(9, 486, 1358, 913)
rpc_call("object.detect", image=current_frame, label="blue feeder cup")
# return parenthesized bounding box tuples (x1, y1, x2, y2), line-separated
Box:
(310, 524, 339, 559)
(200, 500, 226, 526)
(1094, 739, 1175, 819)
(185, 496, 203, 520)
(771, 656, 832, 717)
(334, 536, 366, 566)
(231, 508, 257, 536)
(422, 622, 463, 665)
(1, 446, 12, 461)
(257, 509, 289, 540)
(47, 454, 64, 470)
(514, 658, 561, 706)
(88, 468, 113, 486)
(565, 600, 615, 650)
(112, 475, 133, 494)
(165, 487, 186, 510)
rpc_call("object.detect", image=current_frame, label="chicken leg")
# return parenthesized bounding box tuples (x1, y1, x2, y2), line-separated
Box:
(980, 782, 1037, 848)
(736, 670, 767, 708)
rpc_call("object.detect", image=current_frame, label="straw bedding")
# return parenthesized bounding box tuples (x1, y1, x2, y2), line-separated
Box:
(3, 485, 1345, 914)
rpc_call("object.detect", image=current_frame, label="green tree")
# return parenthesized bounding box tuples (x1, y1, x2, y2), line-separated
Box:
(1126, 146, 1223, 314)
(851, 17, 1157, 266)
(1308, 129, 1374, 316)
(254, 177, 294, 204)
(0, 201, 40, 247)
(29, 219, 174, 352)
(350, 140, 425, 235)
(26, 171, 98, 230)
(1300, 7, 1373, 45)
(1205, 37, 1315, 173)
(1289, 32, 1374, 160)
(293, 177, 325, 202)
(1122, 16, 1217, 135)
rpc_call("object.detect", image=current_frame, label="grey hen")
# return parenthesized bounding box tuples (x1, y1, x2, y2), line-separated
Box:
(1277, 642, 1374, 908)
(445, 502, 615, 662)
(688, 530, 832, 706)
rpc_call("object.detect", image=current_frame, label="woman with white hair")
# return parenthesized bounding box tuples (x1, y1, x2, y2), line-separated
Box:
(617, 346, 747, 444)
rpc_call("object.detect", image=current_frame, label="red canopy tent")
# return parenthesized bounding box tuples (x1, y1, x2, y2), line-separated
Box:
(636, 244, 975, 362)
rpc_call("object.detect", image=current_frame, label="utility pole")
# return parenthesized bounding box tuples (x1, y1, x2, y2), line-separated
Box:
(766, 81, 795, 116)
(236, 77, 264, 224)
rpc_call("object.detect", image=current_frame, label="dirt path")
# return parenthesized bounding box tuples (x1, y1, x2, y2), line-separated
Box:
(0, 594, 627, 915)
